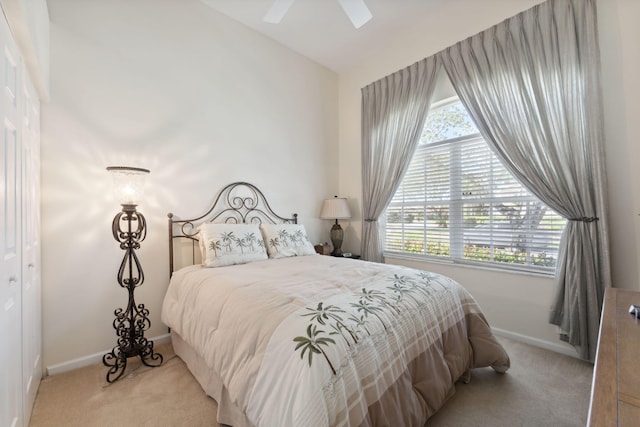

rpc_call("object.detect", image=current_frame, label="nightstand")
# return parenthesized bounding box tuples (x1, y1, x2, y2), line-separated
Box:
(332, 254, 360, 260)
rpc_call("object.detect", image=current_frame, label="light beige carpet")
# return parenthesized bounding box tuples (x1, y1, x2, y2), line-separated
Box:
(29, 337, 593, 427)
(427, 338, 593, 427)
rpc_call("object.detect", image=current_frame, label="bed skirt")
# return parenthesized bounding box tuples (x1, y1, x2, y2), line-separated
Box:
(172, 331, 253, 427)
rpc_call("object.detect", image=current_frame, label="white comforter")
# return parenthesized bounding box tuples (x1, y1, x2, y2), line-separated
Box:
(161, 255, 509, 427)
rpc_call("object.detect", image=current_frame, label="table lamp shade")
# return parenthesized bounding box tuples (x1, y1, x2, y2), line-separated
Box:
(319, 197, 352, 220)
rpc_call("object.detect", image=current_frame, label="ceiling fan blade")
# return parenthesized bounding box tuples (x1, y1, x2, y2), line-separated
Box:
(263, 0, 296, 24)
(337, 0, 372, 29)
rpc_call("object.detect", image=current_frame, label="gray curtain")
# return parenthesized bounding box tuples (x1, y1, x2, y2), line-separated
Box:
(439, 0, 610, 361)
(361, 57, 440, 262)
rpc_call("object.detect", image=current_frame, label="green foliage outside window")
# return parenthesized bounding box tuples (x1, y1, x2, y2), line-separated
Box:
(387, 235, 557, 267)
(421, 103, 477, 144)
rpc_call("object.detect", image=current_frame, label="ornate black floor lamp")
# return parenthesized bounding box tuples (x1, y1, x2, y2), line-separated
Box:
(103, 166, 162, 383)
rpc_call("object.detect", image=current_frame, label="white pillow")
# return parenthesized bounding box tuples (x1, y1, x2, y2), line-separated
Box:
(198, 223, 267, 267)
(260, 223, 316, 259)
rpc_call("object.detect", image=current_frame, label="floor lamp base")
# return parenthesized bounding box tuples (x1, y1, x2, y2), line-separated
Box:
(103, 330, 163, 383)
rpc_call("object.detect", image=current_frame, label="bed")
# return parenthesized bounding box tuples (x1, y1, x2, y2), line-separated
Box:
(161, 182, 510, 427)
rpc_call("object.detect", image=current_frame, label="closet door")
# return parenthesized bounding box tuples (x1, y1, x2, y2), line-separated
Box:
(0, 14, 23, 427)
(21, 79, 41, 425)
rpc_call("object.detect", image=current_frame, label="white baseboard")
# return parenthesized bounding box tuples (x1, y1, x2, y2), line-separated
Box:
(491, 327, 580, 359)
(46, 333, 172, 376)
(46, 329, 578, 375)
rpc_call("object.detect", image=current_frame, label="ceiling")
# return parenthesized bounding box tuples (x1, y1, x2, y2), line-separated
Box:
(200, 0, 446, 73)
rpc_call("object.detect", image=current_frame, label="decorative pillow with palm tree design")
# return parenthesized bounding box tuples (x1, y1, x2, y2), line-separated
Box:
(259, 223, 317, 259)
(198, 223, 268, 267)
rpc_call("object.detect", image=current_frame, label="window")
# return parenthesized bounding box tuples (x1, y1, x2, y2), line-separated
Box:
(384, 97, 566, 273)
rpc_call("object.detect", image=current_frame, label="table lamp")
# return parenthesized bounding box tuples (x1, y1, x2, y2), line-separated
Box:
(319, 196, 352, 256)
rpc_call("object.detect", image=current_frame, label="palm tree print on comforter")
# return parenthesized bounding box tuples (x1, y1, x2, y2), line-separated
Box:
(294, 272, 448, 375)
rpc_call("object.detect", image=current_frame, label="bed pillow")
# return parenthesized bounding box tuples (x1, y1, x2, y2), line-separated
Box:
(198, 223, 267, 267)
(260, 223, 316, 259)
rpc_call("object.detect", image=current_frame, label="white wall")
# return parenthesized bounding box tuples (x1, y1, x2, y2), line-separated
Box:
(597, 0, 640, 289)
(41, 0, 338, 369)
(338, 0, 640, 354)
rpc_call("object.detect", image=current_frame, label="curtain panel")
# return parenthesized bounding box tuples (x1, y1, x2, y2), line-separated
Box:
(439, 0, 610, 361)
(360, 57, 440, 262)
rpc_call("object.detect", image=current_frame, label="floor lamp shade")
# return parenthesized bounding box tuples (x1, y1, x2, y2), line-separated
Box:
(106, 166, 150, 206)
(320, 196, 352, 256)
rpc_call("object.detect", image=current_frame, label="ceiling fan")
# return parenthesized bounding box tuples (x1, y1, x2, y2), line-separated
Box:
(264, 0, 373, 29)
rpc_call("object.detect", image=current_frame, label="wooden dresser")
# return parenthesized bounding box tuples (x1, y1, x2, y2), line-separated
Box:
(588, 288, 640, 426)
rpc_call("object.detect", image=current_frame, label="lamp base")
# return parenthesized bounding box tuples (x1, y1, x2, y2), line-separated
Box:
(330, 220, 345, 256)
(102, 300, 163, 383)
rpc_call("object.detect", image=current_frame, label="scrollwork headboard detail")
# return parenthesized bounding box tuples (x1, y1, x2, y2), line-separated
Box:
(168, 182, 298, 276)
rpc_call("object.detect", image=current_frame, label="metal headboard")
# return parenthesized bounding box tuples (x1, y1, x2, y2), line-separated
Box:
(167, 182, 298, 276)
